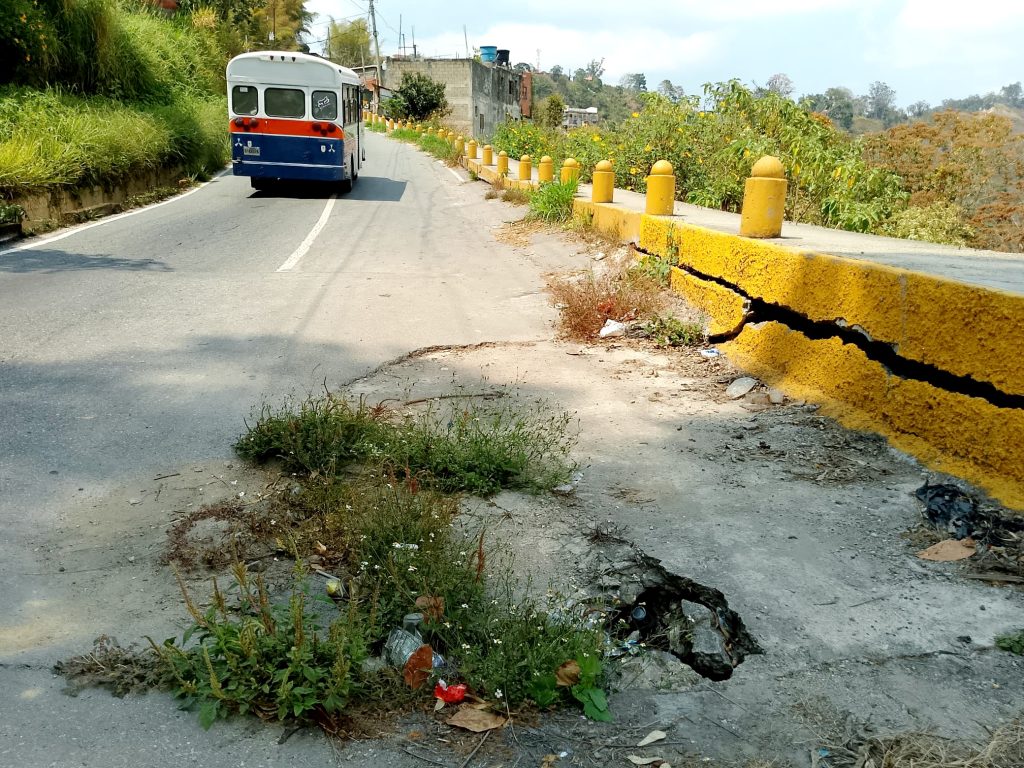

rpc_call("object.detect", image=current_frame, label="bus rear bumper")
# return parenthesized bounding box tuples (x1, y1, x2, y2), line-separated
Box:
(232, 161, 346, 183)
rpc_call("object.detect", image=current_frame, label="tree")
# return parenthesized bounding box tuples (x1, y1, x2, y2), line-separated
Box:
(766, 73, 794, 98)
(867, 81, 897, 121)
(1000, 82, 1023, 108)
(823, 87, 855, 130)
(549, 65, 565, 79)
(538, 93, 565, 129)
(325, 18, 370, 68)
(620, 73, 647, 92)
(584, 58, 605, 82)
(907, 100, 930, 118)
(513, 62, 532, 73)
(657, 79, 685, 103)
(389, 72, 448, 120)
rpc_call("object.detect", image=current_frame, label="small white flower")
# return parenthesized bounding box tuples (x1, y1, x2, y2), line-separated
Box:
(492, 638, 502, 645)
(443, 622, 451, 628)
(460, 603, 469, 609)
(408, 566, 417, 572)
(495, 689, 503, 699)
(461, 643, 471, 650)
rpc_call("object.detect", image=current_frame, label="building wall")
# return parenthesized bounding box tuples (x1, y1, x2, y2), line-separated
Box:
(384, 58, 522, 138)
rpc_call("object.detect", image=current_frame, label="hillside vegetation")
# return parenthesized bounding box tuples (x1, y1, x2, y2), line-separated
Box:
(0, 0, 240, 202)
(491, 81, 1023, 252)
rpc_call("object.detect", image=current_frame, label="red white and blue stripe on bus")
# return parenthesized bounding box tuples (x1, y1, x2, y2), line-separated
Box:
(230, 117, 349, 182)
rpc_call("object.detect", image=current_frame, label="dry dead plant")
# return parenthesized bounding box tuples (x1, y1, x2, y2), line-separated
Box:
(548, 251, 666, 340)
(828, 718, 1024, 768)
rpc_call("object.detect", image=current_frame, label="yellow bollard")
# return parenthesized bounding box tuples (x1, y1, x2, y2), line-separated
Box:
(518, 155, 532, 184)
(455, 135, 465, 156)
(497, 150, 509, 176)
(482, 145, 493, 165)
(538, 156, 554, 183)
(592, 159, 614, 203)
(387, 119, 393, 131)
(467, 139, 478, 160)
(645, 160, 675, 215)
(740, 156, 787, 238)
(560, 158, 580, 184)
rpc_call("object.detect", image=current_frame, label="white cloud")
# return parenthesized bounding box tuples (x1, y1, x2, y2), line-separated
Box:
(514, 0, 859, 22)
(865, 0, 1024, 70)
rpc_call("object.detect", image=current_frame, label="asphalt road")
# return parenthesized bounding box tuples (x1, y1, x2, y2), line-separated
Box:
(0, 133, 564, 766)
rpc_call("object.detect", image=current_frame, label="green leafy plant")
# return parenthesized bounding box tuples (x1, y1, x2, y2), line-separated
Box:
(642, 314, 704, 347)
(156, 564, 369, 730)
(571, 653, 612, 722)
(996, 630, 1024, 655)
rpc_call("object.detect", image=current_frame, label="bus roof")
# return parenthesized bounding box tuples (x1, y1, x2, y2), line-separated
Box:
(226, 51, 361, 89)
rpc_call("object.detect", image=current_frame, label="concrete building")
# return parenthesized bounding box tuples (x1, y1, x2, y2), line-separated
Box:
(564, 106, 599, 129)
(359, 57, 529, 138)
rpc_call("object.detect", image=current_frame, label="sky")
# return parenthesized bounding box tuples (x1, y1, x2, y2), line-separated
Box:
(302, 0, 1024, 107)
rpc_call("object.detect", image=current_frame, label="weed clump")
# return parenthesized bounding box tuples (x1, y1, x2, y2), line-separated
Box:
(548, 254, 666, 340)
(501, 186, 530, 205)
(643, 314, 704, 347)
(156, 481, 606, 731)
(235, 394, 577, 496)
(996, 629, 1024, 655)
(527, 179, 579, 223)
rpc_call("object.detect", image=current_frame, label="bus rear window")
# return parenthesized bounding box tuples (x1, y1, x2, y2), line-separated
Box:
(311, 90, 338, 120)
(231, 86, 258, 116)
(265, 88, 305, 118)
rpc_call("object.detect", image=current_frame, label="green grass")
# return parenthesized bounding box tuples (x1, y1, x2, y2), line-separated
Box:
(416, 132, 463, 166)
(0, 3, 230, 198)
(234, 393, 578, 495)
(0, 87, 227, 195)
(527, 179, 579, 223)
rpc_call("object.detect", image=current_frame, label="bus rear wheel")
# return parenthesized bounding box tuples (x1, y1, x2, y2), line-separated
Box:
(250, 177, 272, 191)
(339, 158, 354, 193)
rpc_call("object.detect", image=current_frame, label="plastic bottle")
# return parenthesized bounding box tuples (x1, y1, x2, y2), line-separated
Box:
(384, 613, 445, 668)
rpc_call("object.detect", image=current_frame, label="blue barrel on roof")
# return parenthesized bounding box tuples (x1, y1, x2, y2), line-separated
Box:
(480, 46, 498, 62)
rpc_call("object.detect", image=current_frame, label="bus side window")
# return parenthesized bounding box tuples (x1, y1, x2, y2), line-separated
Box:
(312, 90, 338, 121)
(231, 85, 258, 116)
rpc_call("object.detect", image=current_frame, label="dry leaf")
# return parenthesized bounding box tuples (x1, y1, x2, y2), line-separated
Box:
(637, 730, 667, 747)
(403, 644, 434, 689)
(917, 538, 976, 562)
(555, 659, 581, 687)
(433, 698, 446, 712)
(541, 756, 560, 768)
(626, 757, 667, 766)
(415, 595, 445, 622)
(446, 706, 507, 733)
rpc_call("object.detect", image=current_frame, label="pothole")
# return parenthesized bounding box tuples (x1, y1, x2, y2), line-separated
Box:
(579, 529, 761, 681)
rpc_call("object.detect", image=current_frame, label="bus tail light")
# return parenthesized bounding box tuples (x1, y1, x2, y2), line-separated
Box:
(326, 124, 336, 133)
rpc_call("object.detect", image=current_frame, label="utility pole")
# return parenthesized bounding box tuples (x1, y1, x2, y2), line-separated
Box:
(368, 0, 384, 98)
(412, 27, 417, 59)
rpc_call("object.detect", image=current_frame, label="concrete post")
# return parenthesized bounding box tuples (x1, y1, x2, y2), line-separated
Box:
(645, 160, 675, 215)
(482, 145, 493, 165)
(592, 160, 614, 203)
(497, 151, 509, 176)
(518, 155, 532, 184)
(467, 139, 478, 160)
(740, 156, 787, 238)
(560, 158, 580, 184)
(455, 136, 465, 156)
(538, 156, 554, 183)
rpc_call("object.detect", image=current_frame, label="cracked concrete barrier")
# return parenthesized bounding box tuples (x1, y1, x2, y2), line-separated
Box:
(635, 215, 1024, 509)
(570, 211, 1024, 510)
